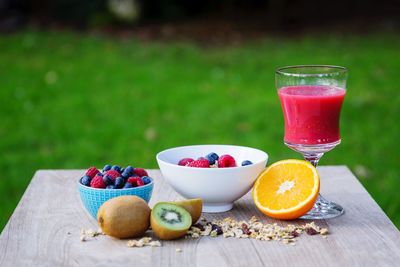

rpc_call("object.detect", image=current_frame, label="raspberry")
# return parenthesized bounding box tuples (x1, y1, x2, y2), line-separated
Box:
(127, 176, 144, 186)
(104, 170, 120, 180)
(134, 168, 148, 177)
(85, 167, 99, 178)
(90, 175, 106, 188)
(218, 155, 237, 168)
(127, 176, 140, 185)
(178, 158, 194, 166)
(187, 158, 210, 168)
(136, 178, 144, 186)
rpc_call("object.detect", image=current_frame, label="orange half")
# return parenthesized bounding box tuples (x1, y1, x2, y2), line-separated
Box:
(252, 159, 320, 220)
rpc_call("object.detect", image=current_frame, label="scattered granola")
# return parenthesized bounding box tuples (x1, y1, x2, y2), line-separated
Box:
(210, 230, 218, 237)
(320, 228, 329, 235)
(127, 237, 162, 248)
(80, 228, 103, 241)
(186, 216, 329, 245)
(192, 223, 205, 231)
(80, 217, 328, 247)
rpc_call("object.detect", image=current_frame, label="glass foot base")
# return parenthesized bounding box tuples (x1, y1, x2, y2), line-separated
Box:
(301, 194, 344, 219)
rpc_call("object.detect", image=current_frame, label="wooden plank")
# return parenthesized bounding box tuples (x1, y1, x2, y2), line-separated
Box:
(0, 167, 399, 267)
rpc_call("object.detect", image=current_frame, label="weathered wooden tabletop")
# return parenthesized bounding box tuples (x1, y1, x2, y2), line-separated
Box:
(1, 166, 400, 267)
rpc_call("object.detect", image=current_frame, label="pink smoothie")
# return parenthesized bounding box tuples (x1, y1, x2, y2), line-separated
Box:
(278, 85, 346, 145)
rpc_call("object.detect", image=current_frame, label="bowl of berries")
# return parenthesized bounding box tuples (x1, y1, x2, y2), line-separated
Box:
(78, 164, 154, 219)
(156, 145, 268, 213)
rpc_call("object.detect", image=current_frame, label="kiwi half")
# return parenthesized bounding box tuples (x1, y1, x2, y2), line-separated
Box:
(170, 198, 202, 224)
(151, 202, 192, 240)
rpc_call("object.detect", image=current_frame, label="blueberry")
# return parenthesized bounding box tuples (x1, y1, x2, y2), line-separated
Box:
(115, 177, 125, 188)
(102, 164, 112, 172)
(206, 152, 219, 165)
(120, 168, 125, 173)
(211, 224, 223, 235)
(121, 171, 130, 179)
(141, 176, 152, 185)
(123, 182, 133, 188)
(81, 175, 91, 186)
(241, 160, 253, 166)
(106, 185, 116, 189)
(125, 166, 134, 175)
(103, 175, 114, 186)
(111, 165, 121, 173)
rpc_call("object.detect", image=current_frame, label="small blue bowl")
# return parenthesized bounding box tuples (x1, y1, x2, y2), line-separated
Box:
(78, 178, 154, 219)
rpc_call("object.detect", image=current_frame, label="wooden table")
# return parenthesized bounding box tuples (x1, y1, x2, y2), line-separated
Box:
(1, 166, 400, 267)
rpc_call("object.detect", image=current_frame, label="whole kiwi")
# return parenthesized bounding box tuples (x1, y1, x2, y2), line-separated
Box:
(97, 195, 150, 239)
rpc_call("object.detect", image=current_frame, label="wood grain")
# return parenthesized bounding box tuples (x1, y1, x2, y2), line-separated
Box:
(1, 167, 399, 267)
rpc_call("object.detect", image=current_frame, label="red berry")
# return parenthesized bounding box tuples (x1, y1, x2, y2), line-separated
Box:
(104, 170, 120, 180)
(90, 175, 106, 188)
(134, 168, 148, 177)
(127, 176, 145, 186)
(187, 158, 210, 168)
(218, 155, 237, 168)
(85, 167, 99, 178)
(136, 178, 145, 186)
(178, 158, 194, 166)
(127, 176, 139, 185)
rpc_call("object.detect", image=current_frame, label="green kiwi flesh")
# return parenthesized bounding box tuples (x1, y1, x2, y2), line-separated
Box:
(150, 202, 192, 240)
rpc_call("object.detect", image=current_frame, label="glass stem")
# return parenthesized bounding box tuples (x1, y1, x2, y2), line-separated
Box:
(303, 153, 325, 204)
(303, 153, 324, 167)
(300, 150, 345, 219)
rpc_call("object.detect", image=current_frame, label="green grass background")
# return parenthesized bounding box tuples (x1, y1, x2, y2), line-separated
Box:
(1, 31, 399, 230)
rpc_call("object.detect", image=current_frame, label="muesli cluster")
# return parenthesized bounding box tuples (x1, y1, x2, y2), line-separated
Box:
(126, 237, 161, 248)
(80, 228, 103, 242)
(187, 216, 328, 245)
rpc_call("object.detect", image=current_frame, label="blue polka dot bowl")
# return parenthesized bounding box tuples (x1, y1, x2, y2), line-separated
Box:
(78, 177, 154, 219)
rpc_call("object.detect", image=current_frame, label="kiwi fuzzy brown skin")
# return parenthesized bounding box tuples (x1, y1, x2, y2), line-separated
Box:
(170, 198, 202, 224)
(97, 196, 150, 239)
(150, 203, 192, 240)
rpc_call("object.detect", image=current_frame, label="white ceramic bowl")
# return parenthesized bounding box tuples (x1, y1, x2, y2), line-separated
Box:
(156, 145, 268, 213)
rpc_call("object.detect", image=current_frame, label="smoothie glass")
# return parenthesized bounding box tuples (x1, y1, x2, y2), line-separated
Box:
(276, 65, 348, 219)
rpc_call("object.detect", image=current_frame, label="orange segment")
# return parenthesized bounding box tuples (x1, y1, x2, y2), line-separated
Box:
(252, 159, 320, 220)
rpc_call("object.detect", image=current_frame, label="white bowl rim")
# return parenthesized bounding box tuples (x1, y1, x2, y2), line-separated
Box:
(156, 144, 268, 170)
(77, 176, 154, 191)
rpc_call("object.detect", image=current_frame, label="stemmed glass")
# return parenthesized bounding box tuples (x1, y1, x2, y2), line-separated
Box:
(276, 65, 347, 219)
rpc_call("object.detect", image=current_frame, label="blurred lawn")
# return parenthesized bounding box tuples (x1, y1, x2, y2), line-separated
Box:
(1, 31, 399, 230)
